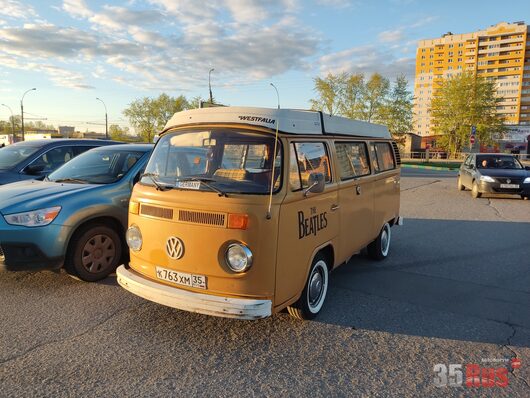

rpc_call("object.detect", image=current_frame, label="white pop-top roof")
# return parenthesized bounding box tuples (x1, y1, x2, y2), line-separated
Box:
(164, 106, 391, 139)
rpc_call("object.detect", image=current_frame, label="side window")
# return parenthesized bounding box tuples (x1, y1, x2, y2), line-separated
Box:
(335, 142, 370, 180)
(73, 146, 97, 156)
(27, 146, 75, 173)
(464, 155, 472, 167)
(373, 142, 396, 172)
(290, 142, 331, 190)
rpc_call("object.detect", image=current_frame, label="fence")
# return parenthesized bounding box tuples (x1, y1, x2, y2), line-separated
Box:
(400, 151, 530, 162)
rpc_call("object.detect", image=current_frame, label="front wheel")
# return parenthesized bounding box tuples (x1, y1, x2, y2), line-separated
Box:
(287, 253, 329, 320)
(65, 224, 123, 282)
(471, 182, 482, 199)
(457, 176, 465, 191)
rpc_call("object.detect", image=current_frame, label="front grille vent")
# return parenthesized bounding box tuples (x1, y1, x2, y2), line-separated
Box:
(391, 141, 402, 166)
(140, 204, 173, 220)
(178, 210, 226, 227)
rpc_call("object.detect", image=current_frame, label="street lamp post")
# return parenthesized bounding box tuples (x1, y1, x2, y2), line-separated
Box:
(96, 97, 108, 139)
(270, 83, 280, 109)
(21, 88, 36, 141)
(208, 68, 215, 105)
(1, 104, 16, 142)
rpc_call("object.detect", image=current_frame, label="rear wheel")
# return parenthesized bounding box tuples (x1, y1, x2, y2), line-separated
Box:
(457, 176, 465, 191)
(368, 223, 391, 261)
(65, 224, 122, 282)
(471, 182, 481, 199)
(287, 253, 329, 320)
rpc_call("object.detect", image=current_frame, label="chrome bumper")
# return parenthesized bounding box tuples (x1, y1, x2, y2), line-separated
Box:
(116, 265, 272, 320)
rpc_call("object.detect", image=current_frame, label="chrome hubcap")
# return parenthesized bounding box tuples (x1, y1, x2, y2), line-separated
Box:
(381, 225, 390, 256)
(81, 234, 116, 273)
(309, 271, 323, 305)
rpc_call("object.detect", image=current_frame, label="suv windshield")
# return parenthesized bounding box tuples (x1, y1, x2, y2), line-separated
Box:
(48, 148, 146, 184)
(0, 145, 40, 170)
(476, 155, 523, 170)
(142, 129, 282, 194)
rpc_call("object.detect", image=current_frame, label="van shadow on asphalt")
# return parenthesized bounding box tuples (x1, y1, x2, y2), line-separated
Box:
(315, 218, 530, 347)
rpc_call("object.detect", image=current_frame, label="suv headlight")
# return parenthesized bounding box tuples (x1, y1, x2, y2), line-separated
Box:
(225, 243, 253, 273)
(3, 206, 61, 227)
(480, 175, 495, 183)
(524, 177, 530, 184)
(126, 225, 143, 251)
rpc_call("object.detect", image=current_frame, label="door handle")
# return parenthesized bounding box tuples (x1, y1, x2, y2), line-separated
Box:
(331, 204, 340, 211)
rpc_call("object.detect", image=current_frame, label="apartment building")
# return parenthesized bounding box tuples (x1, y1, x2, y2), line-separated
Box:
(413, 21, 530, 137)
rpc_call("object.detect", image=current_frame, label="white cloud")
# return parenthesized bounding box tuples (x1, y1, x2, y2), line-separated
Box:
(318, 45, 415, 80)
(378, 29, 405, 43)
(0, 0, 37, 19)
(1, 1, 321, 91)
(62, 0, 92, 19)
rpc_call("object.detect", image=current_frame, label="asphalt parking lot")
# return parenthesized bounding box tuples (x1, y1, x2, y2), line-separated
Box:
(1, 167, 529, 397)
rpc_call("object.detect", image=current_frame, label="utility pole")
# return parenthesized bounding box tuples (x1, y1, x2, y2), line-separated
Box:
(21, 88, 36, 141)
(1, 104, 16, 142)
(96, 97, 108, 139)
(208, 68, 215, 105)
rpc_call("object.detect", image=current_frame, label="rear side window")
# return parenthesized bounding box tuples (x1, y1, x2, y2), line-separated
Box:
(372, 142, 396, 172)
(290, 142, 331, 190)
(28, 146, 75, 173)
(335, 142, 370, 180)
(73, 146, 98, 156)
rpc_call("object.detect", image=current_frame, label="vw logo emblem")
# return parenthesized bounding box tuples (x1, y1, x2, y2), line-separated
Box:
(166, 236, 184, 260)
(506, 179, 511, 184)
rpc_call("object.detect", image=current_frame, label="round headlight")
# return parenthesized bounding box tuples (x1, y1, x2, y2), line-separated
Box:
(225, 243, 253, 273)
(126, 225, 143, 251)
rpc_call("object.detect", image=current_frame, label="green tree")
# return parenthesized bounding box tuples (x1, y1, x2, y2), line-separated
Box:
(378, 74, 413, 144)
(362, 73, 390, 122)
(109, 124, 131, 141)
(339, 73, 365, 120)
(430, 72, 505, 154)
(309, 72, 346, 115)
(123, 93, 190, 142)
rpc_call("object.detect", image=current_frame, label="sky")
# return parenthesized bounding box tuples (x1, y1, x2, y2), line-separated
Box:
(0, 0, 528, 134)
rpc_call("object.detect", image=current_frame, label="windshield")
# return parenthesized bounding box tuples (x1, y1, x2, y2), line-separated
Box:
(142, 129, 282, 194)
(477, 155, 523, 170)
(48, 148, 146, 184)
(0, 145, 40, 170)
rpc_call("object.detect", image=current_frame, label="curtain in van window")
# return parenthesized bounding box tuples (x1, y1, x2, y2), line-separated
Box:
(335, 142, 370, 179)
(373, 142, 396, 172)
(291, 142, 331, 189)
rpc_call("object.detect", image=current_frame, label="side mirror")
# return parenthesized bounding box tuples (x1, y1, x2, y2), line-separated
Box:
(304, 172, 325, 197)
(24, 164, 46, 175)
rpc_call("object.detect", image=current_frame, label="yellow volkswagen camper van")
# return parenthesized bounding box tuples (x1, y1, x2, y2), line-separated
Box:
(117, 107, 402, 320)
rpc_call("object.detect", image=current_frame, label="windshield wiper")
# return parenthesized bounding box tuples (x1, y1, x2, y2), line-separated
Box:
(53, 178, 89, 184)
(177, 177, 228, 197)
(141, 172, 172, 191)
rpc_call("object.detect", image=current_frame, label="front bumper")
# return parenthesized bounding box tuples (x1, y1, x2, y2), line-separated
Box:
(116, 265, 272, 320)
(0, 221, 69, 272)
(478, 181, 530, 195)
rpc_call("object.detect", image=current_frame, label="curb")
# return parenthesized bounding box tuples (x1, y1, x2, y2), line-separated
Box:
(402, 164, 459, 171)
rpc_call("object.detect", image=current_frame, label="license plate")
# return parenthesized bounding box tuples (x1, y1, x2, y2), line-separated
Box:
(155, 266, 207, 289)
(177, 181, 201, 190)
(500, 184, 519, 189)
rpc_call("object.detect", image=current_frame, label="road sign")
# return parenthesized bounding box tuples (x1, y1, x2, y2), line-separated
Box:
(470, 136, 475, 145)
(471, 125, 476, 135)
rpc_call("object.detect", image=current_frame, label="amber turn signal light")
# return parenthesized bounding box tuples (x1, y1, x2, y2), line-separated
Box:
(129, 201, 139, 215)
(228, 213, 248, 230)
